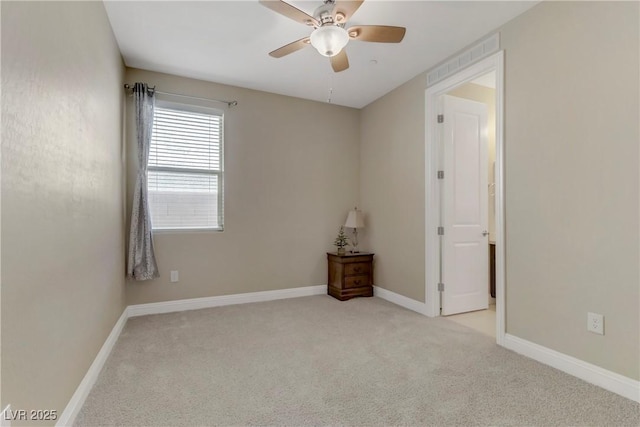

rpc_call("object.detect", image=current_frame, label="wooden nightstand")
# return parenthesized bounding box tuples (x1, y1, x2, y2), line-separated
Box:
(327, 252, 374, 301)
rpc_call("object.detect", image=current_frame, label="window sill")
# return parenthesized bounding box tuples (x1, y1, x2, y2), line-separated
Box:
(152, 227, 224, 234)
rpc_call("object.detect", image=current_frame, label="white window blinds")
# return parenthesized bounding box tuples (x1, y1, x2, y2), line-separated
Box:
(148, 103, 224, 230)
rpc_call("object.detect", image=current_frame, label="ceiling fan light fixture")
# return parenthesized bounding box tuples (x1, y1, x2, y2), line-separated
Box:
(310, 25, 349, 57)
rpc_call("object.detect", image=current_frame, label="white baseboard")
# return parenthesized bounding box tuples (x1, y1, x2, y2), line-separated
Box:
(127, 285, 326, 317)
(1, 405, 12, 427)
(373, 286, 428, 315)
(56, 310, 128, 427)
(57, 286, 639, 427)
(503, 333, 640, 403)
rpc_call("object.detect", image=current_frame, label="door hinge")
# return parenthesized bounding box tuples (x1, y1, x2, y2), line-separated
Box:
(437, 114, 444, 123)
(437, 170, 444, 179)
(437, 226, 444, 236)
(438, 282, 445, 292)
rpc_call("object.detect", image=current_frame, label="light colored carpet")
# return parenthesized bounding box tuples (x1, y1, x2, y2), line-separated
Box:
(75, 296, 639, 426)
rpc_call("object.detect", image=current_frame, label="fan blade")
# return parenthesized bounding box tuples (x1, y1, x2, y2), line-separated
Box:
(269, 37, 311, 58)
(330, 50, 349, 72)
(259, 0, 318, 27)
(347, 25, 406, 43)
(333, 1, 364, 23)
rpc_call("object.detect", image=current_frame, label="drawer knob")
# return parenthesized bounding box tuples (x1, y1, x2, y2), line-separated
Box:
(354, 280, 361, 285)
(354, 267, 361, 272)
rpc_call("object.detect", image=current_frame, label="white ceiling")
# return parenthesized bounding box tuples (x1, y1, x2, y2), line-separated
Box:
(104, 1, 537, 108)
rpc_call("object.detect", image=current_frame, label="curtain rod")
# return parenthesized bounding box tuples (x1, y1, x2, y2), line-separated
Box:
(123, 84, 238, 108)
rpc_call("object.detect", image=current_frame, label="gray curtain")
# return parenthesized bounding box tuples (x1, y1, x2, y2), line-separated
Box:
(127, 83, 159, 280)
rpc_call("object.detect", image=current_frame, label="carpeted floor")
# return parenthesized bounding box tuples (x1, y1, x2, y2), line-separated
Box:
(75, 295, 639, 426)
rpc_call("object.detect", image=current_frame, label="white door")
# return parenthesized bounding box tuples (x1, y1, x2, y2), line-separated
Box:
(441, 95, 489, 316)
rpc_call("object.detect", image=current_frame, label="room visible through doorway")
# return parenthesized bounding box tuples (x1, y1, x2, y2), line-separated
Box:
(441, 71, 497, 338)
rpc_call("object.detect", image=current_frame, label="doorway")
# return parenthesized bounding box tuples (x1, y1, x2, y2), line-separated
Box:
(424, 51, 505, 346)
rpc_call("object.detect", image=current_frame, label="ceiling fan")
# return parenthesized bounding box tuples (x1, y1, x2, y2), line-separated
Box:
(259, 0, 406, 72)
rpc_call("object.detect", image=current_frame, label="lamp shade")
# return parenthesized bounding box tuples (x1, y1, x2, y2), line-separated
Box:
(310, 25, 349, 57)
(344, 209, 365, 229)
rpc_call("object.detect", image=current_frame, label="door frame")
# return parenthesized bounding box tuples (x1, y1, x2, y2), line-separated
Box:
(424, 51, 505, 346)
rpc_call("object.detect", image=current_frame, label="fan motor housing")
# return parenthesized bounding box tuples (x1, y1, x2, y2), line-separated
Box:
(314, 3, 335, 25)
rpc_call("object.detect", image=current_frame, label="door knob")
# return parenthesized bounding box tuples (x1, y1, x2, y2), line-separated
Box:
(482, 230, 489, 236)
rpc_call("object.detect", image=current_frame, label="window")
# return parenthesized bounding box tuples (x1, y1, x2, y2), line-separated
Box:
(147, 101, 224, 231)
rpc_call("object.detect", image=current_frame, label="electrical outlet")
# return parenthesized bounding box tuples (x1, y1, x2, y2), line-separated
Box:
(170, 270, 179, 283)
(587, 312, 604, 335)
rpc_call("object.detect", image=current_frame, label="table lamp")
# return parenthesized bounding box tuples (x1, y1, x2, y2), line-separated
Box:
(344, 207, 365, 253)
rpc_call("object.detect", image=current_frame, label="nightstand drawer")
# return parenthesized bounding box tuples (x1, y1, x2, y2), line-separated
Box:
(344, 275, 370, 289)
(345, 263, 371, 276)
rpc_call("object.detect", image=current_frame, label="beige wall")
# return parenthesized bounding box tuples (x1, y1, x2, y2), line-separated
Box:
(448, 83, 496, 242)
(1, 1, 125, 422)
(501, 1, 639, 380)
(359, 74, 427, 302)
(360, 1, 639, 380)
(125, 69, 360, 305)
